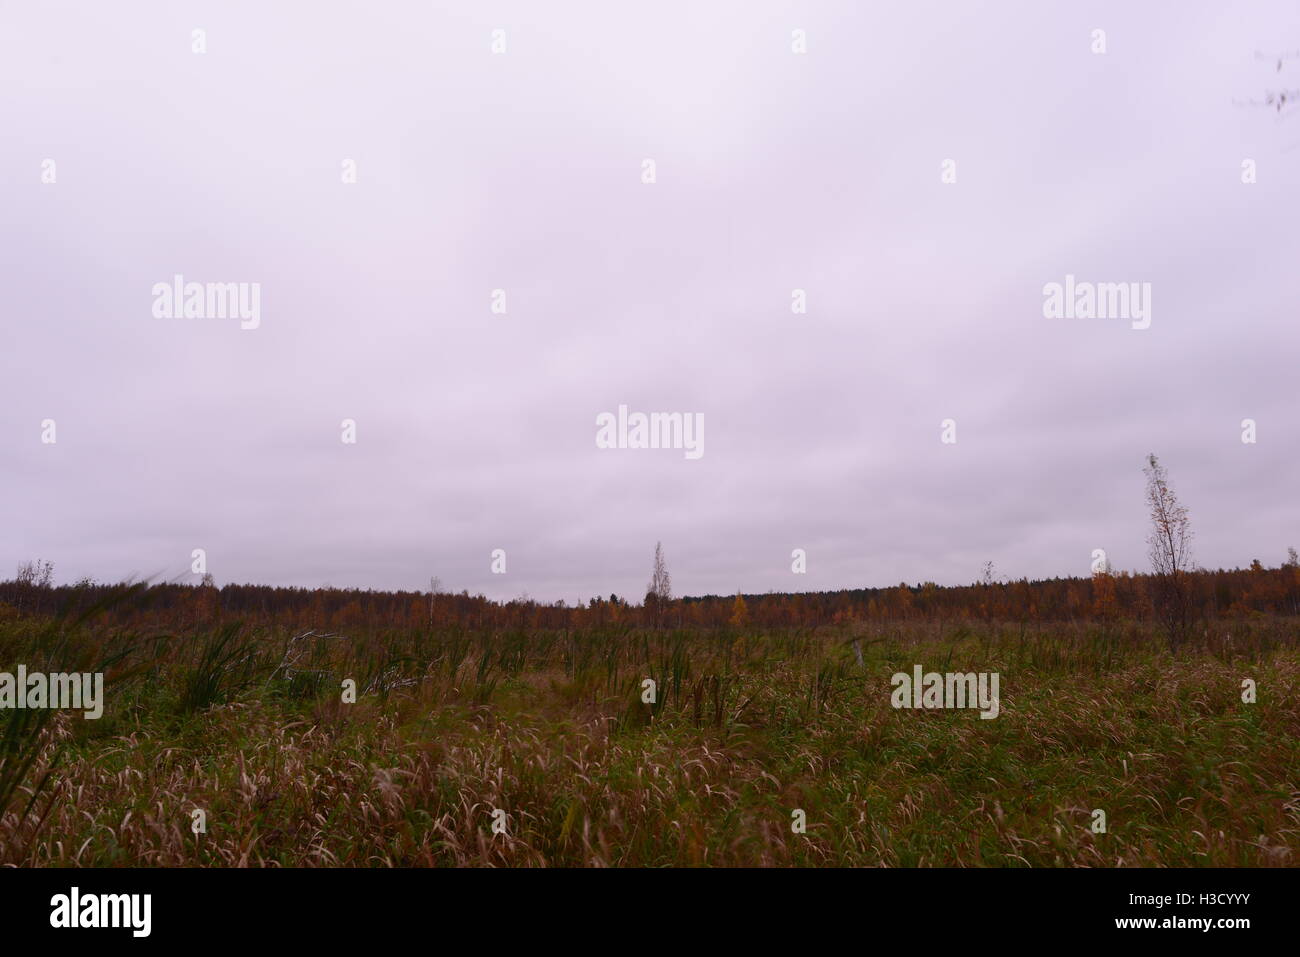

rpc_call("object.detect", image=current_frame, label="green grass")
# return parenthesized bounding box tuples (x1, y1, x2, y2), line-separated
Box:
(1, 613, 1297, 866)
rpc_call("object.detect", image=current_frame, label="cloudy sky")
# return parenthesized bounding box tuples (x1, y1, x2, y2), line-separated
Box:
(3, 1, 1298, 602)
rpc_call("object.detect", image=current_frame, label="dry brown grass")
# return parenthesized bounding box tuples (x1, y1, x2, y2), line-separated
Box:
(2, 616, 1298, 866)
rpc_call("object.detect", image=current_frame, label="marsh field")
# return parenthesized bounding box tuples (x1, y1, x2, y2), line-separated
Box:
(1, 581, 1297, 868)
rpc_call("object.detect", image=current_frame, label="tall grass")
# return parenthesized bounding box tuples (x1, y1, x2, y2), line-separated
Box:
(1, 608, 1297, 866)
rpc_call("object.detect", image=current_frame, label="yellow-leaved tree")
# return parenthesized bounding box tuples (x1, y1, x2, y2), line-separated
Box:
(729, 592, 749, 628)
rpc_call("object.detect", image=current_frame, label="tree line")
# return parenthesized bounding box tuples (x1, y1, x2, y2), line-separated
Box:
(2, 457, 1291, 643)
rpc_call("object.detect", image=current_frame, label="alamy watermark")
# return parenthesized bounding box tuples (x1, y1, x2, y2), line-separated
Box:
(891, 665, 1000, 719)
(152, 274, 261, 330)
(50, 887, 150, 937)
(0, 666, 104, 719)
(1042, 274, 1150, 330)
(595, 405, 704, 460)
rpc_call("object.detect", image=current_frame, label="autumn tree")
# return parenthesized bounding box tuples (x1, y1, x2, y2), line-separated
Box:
(1143, 454, 1196, 652)
(194, 572, 219, 623)
(645, 543, 671, 629)
(1091, 567, 1118, 625)
(14, 558, 54, 614)
(428, 575, 443, 627)
(1286, 547, 1300, 615)
(890, 584, 914, 620)
(978, 561, 997, 622)
(729, 592, 749, 629)
(16, 559, 54, 588)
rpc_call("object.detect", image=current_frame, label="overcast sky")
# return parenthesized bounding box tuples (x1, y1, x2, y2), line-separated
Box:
(3, 1, 1298, 602)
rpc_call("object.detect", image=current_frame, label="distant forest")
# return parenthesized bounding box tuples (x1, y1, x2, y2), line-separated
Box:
(3, 556, 1297, 632)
